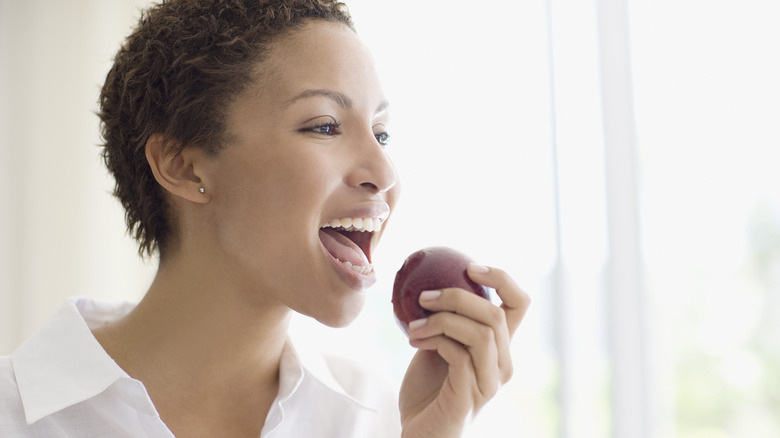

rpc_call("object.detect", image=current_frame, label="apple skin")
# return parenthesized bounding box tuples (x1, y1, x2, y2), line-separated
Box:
(392, 247, 489, 336)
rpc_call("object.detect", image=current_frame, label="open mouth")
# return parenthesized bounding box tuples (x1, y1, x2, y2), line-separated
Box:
(319, 217, 383, 276)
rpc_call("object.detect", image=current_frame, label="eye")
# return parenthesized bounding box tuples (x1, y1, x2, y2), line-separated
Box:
(374, 131, 390, 146)
(302, 117, 342, 136)
(311, 122, 341, 136)
(373, 122, 390, 147)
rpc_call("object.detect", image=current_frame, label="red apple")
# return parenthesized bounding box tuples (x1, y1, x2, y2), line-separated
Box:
(392, 247, 489, 336)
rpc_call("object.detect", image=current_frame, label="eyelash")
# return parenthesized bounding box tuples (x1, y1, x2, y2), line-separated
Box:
(309, 121, 342, 136)
(305, 121, 390, 147)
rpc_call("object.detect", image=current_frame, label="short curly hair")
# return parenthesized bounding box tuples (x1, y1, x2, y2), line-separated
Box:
(99, 0, 353, 257)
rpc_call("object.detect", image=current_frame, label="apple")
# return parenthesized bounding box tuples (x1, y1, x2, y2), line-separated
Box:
(392, 246, 489, 336)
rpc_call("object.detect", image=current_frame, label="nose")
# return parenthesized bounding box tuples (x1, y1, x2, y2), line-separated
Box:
(347, 135, 398, 194)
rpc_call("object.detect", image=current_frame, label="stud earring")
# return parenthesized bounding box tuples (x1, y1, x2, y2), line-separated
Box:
(198, 187, 205, 194)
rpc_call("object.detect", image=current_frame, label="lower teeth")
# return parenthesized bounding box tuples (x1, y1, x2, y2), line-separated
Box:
(340, 260, 374, 275)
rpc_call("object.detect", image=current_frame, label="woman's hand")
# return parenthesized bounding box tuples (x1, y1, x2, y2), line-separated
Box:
(398, 263, 530, 438)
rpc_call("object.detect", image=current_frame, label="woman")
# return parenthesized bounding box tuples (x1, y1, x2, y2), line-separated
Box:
(1, 1, 530, 436)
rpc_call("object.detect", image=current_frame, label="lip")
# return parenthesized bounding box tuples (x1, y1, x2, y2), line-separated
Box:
(319, 201, 390, 290)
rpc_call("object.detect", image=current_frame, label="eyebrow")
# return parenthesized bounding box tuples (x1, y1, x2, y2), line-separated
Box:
(286, 89, 353, 108)
(285, 88, 390, 114)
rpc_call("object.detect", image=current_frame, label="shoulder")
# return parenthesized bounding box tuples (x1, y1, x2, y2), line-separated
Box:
(0, 355, 32, 435)
(322, 354, 398, 410)
(321, 353, 401, 435)
(285, 342, 401, 437)
(0, 355, 23, 411)
(294, 343, 398, 411)
(0, 298, 139, 437)
(0, 354, 15, 383)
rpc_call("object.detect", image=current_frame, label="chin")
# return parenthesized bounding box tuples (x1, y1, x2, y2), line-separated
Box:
(311, 292, 367, 328)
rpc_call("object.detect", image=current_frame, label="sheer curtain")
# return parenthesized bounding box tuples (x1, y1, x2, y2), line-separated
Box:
(2, 1, 779, 437)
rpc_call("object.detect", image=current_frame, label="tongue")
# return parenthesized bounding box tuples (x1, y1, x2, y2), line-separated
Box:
(319, 228, 369, 266)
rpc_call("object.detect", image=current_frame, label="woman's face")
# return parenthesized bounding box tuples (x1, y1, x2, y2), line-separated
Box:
(202, 20, 399, 327)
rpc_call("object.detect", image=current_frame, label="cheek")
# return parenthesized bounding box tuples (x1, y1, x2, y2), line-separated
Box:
(216, 149, 324, 214)
(209, 151, 335, 259)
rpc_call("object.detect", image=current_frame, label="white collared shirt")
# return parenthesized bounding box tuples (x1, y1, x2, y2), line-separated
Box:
(1, 298, 401, 437)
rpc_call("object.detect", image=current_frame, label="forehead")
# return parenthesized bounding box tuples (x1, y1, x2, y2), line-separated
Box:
(251, 20, 381, 104)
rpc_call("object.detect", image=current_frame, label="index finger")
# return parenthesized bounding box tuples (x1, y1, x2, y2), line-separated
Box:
(467, 263, 531, 336)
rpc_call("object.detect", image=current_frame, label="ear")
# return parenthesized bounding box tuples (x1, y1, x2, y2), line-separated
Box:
(145, 133, 211, 204)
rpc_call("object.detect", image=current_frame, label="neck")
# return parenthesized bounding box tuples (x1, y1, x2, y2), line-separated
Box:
(93, 248, 291, 434)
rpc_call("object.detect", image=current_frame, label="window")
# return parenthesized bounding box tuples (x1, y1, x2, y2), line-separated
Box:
(2, 1, 778, 436)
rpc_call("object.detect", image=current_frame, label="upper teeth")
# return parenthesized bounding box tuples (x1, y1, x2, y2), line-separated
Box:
(321, 217, 384, 232)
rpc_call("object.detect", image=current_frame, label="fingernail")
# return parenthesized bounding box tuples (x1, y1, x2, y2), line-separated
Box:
(408, 318, 428, 331)
(469, 263, 489, 274)
(419, 290, 441, 301)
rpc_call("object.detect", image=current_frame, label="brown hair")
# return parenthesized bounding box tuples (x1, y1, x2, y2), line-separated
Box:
(98, 0, 353, 257)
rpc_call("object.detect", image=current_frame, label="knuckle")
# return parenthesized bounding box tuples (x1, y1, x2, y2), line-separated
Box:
(501, 364, 514, 383)
(492, 266, 511, 283)
(452, 344, 471, 364)
(488, 304, 506, 324)
(476, 323, 495, 342)
(481, 382, 499, 400)
(519, 289, 532, 307)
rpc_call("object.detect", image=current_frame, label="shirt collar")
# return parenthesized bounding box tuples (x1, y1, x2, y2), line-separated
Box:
(280, 339, 377, 412)
(11, 297, 376, 426)
(11, 297, 135, 424)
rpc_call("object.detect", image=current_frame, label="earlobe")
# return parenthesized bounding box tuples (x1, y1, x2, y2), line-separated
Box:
(145, 134, 211, 204)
